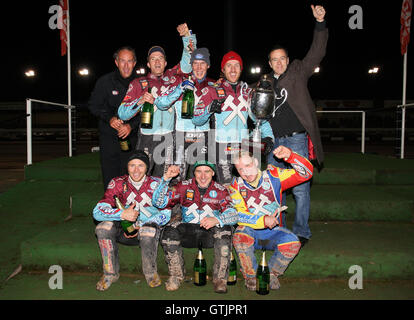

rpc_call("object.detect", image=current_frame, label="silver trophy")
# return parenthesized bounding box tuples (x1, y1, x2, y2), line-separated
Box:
(249, 75, 275, 143)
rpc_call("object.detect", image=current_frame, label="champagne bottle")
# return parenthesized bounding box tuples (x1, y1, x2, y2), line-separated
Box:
(227, 250, 237, 285)
(114, 195, 138, 237)
(194, 241, 207, 286)
(256, 250, 270, 295)
(118, 135, 131, 152)
(181, 77, 195, 119)
(141, 87, 153, 129)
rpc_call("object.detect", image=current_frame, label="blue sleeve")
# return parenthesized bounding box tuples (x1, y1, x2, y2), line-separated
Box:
(151, 177, 171, 209)
(93, 201, 122, 221)
(180, 33, 197, 73)
(154, 85, 183, 110)
(192, 104, 211, 126)
(215, 208, 238, 227)
(118, 97, 143, 121)
(143, 208, 171, 227)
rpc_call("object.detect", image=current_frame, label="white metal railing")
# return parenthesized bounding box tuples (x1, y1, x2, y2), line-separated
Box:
(317, 110, 366, 154)
(397, 103, 414, 159)
(26, 98, 76, 165)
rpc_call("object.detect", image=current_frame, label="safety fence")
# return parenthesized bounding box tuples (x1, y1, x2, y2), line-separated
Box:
(26, 98, 76, 165)
(19, 99, 414, 165)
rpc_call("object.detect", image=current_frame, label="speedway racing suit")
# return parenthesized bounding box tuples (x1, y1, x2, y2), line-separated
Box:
(152, 177, 238, 285)
(93, 174, 170, 287)
(192, 80, 274, 184)
(117, 33, 196, 177)
(229, 149, 313, 282)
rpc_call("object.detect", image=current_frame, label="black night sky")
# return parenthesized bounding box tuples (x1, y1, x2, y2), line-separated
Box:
(1, 0, 413, 107)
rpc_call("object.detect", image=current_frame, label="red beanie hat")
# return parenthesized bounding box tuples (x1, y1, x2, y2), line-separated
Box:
(221, 51, 243, 71)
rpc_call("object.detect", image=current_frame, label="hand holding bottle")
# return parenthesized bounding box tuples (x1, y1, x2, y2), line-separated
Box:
(120, 202, 139, 222)
(109, 116, 123, 130)
(141, 91, 155, 105)
(181, 78, 195, 91)
(117, 123, 131, 139)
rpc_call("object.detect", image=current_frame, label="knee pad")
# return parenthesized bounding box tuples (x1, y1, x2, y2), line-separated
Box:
(213, 225, 232, 240)
(233, 232, 254, 251)
(95, 221, 114, 239)
(139, 226, 157, 239)
(278, 241, 301, 259)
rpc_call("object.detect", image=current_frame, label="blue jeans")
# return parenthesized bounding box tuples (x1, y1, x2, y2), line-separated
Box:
(267, 133, 311, 239)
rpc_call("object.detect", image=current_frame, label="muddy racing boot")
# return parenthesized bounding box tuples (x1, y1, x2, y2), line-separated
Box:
(165, 250, 185, 291)
(146, 272, 162, 288)
(270, 273, 281, 290)
(244, 277, 256, 291)
(213, 279, 227, 294)
(96, 274, 120, 291)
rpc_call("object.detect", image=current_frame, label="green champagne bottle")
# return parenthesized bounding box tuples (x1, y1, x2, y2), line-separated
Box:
(114, 195, 137, 237)
(118, 135, 131, 152)
(227, 250, 237, 285)
(141, 87, 153, 129)
(181, 77, 195, 119)
(194, 242, 207, 286)
(256, 250, 270, 295)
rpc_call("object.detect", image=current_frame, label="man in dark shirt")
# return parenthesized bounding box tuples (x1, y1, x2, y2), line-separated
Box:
(88, 47, 140, 190)
(265, 5, 328, 246)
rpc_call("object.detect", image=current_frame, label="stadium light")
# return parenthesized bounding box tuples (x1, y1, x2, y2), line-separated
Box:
(25, 69, 35, 77)
(250, 66, 261, 74)
(368, 67, 379, 74)
(79, 68, 89, 76)
(314, 66, 320, 73)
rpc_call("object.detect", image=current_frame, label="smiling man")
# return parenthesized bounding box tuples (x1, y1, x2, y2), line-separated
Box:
(152, 160, 238, 293)
(88, 46, 139, 190)
(93, 150, 171, 291)
(192, 51, 274, 185)
(118, 23, 196, 178)
(143, 48, 216, 181)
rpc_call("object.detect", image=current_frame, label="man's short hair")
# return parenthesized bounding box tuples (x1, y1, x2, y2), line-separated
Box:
(268, 44, 289, 60)
(113, 46, 137, 62)
(234, 149, 255, 163)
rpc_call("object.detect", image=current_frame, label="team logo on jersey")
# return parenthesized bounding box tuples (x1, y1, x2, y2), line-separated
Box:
(262, 181, 271, 191)
(240, 188, 248, 199)
(209, 190, 217, 198)
(150, 181, 159, 190)
(215, 87, 226, 98)
(107, 179, 115, 189)
(186, 189, 194, 201)
(139, 79, 149, 89)
(122, 182, 128, 193)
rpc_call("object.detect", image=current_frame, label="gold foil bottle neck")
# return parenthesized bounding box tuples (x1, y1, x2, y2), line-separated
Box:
(260, 251, 267, 267)
(197, 249, 204, 260)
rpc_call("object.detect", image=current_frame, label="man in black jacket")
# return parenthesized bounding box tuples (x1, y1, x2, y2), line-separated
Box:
(88, 47, 140, 190)
(265, 5, 327, 246)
